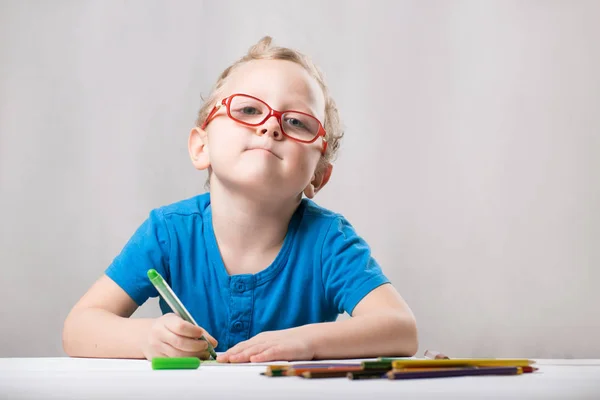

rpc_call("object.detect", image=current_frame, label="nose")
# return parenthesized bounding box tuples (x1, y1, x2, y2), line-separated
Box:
(256, 116, 282, 140)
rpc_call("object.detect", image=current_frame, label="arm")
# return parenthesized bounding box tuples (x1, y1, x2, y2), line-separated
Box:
(63, 274, 217, 359)
(62, 274, 153, 358)
(63, 207, 217, 359)
(218, 283, 418, 362)
(306, 283, 418, 359)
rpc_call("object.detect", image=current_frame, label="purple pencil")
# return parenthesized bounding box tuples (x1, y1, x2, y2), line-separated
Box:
(387, 366, 521, 380)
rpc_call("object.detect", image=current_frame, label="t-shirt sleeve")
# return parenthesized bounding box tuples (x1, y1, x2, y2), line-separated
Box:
(321, 216, 390, 315)
(105, 209, 171, 306)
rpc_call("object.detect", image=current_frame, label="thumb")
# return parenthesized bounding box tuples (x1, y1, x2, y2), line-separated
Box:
(201, 329, 218, 347)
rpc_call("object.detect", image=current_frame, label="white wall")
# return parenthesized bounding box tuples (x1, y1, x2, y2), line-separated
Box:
(1, 0, 598, 358)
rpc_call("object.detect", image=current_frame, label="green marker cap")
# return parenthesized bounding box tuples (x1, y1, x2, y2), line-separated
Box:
(152, 357, 201, 370)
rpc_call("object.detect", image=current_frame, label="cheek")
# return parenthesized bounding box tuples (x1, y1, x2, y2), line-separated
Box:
(288, 146, 321, 180)
(208, 128, 243, 160)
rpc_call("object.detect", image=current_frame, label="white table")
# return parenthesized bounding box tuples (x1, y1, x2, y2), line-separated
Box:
(1, 358, 599, 399)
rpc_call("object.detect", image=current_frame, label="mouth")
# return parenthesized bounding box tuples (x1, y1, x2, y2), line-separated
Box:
(246, 147, 282, 160)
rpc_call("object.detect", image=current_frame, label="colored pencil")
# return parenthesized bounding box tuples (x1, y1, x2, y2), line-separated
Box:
(520, 366, 538, 373)
(347, 370, 390, 380)
(266, 363, 360, 376)
(288, 365, 362, 376)
(387, 366, 522, 380)
(391, 358, 534, 369)
(361, 361, 394, 370)
(301, 368, 389, 379)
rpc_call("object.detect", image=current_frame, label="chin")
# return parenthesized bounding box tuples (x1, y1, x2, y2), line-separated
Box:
(234, 175, 296, 199)
(237, 164, 284, 183)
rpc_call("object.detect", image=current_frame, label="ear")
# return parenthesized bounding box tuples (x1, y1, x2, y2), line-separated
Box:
(303, 162, 333, 199)
(188, 127, 210, 170)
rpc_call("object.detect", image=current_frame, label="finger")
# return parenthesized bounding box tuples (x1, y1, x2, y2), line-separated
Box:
(145, 350, 167, 361)
(160, 326, 209, 353)
(158, 340, 184, 358)
(201, 331, 218, 347)
(164, 315, 209, 340)
(229, 342, 271, 363)
(224, 343, 248, 358)
(216, 353, 230, 363)
(159, 341, 211, 359)
(226, 336, 266, 357)
(197, 350, 212, 360)
(248, 345, 287, 363)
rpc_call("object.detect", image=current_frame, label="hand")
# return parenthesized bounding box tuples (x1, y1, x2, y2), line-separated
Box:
(217, 327, 315, 363)
(141, 313, 217, 360)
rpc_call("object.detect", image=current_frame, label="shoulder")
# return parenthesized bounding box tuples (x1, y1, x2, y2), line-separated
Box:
(299, 198, 342, 226)
(298, 200, 372, 260)
(142, 193, 211, 237)
(296, 199, 363, 255)
(299, 198, 353, 237)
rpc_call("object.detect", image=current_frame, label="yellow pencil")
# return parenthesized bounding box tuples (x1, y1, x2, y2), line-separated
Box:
(391, 359, 535, 369)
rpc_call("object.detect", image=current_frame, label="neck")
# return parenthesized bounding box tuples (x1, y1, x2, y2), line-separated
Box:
(208, 179, 301, 256)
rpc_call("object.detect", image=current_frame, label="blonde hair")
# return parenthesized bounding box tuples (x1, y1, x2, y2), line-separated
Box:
(195, 36, 344, 181)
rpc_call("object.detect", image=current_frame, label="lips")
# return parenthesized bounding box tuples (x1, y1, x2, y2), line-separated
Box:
(246, 147, 282, 159)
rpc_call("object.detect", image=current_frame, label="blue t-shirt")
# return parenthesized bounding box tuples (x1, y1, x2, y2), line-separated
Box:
(106, 193, 389, 351)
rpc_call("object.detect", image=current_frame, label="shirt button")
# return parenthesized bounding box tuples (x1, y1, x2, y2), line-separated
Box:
(235, 282, 245, 292)
(233, 321, 243, 331)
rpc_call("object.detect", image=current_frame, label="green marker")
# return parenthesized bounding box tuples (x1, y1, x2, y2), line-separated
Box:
(147, 269, 217, 359)
(152, 357, 200, 370)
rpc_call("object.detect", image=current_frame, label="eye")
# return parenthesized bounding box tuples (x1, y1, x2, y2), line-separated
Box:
(284, 117, 308, 130)
(238, 106, 261, 115)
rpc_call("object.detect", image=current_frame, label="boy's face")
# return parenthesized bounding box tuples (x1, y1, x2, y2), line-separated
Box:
(190, 59, 330, 200)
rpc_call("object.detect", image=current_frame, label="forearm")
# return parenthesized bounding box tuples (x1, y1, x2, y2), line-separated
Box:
(63, 308, 153, 359)
(303, 312, 418, 360)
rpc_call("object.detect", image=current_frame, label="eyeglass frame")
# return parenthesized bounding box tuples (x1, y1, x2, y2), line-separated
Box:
(200, 93, 328, 154)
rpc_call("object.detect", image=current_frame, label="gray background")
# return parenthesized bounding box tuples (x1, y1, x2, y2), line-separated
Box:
(1, 0, 599, 358)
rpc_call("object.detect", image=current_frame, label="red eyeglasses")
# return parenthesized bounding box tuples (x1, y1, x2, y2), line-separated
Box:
(201, 94, 328, 154)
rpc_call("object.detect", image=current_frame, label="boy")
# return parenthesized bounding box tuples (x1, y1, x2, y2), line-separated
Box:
(63, 37, 418, 362)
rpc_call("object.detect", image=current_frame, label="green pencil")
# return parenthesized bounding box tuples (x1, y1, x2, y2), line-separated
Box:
(361, 361, 394, 370)
(147, 269, 217, 359)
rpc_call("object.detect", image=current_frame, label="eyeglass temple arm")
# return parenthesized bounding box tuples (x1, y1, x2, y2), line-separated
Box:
(200, 100, 226, 130)
(321, 138, 328, 154)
